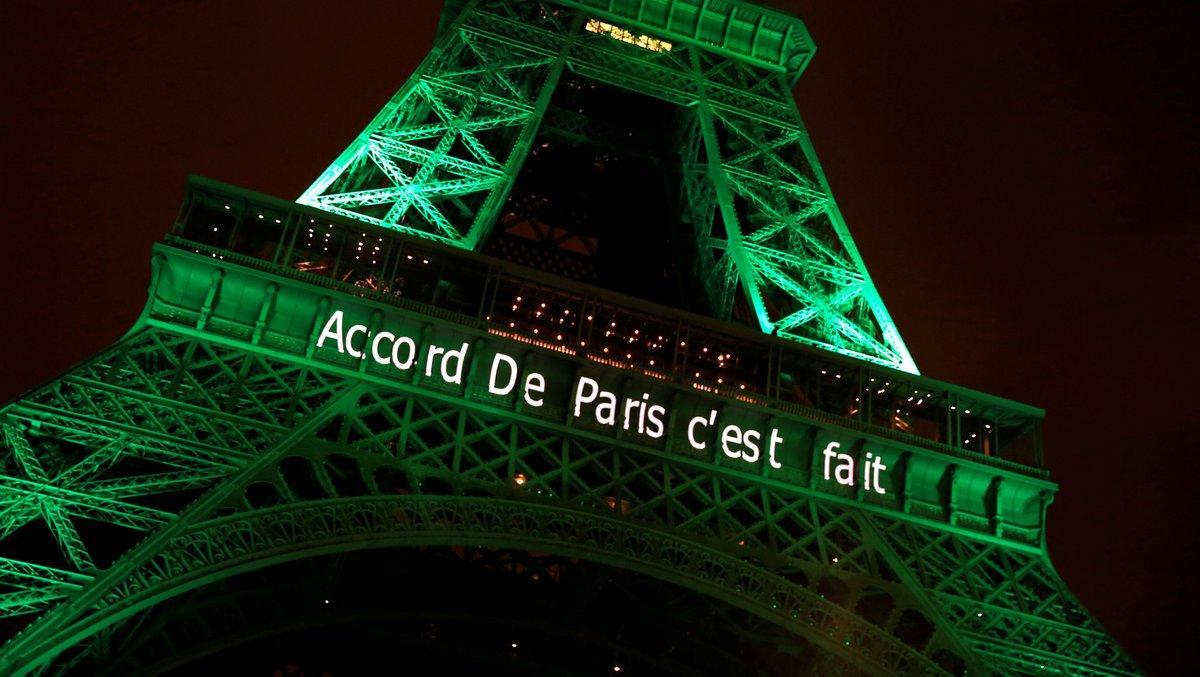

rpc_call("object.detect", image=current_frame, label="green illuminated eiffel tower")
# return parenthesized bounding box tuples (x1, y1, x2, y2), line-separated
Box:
(298, 0, 916, 374)
(0, 1, 1136, 674)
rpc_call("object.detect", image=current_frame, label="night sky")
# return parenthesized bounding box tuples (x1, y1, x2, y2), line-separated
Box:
(2, 1, 1196, 672)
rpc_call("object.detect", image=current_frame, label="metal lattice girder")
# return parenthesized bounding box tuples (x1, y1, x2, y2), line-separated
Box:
(0, 1, 1134, 672)
(0, 327, 356, 654)
(680, 49, 917, 373)
(0, 382, 368, 674)
(2, 426, 95, 572)
(0, 475, 171, 532)
(298, 2, 575, 248)
(2, 329, 969, 673)
(4, 364, 974, 675)
(127, 241, 1132, 674)
(0, 558, 91, 620)
(0, 244, 1137, 675)
(300, 0, 918, 372)
(304, 390, 985, 666)
(866, 515, 1139, 675)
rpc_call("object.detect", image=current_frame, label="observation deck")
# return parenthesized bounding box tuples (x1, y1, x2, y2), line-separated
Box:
(438, 0, 817, 79)
(173, 176, 1046, 479)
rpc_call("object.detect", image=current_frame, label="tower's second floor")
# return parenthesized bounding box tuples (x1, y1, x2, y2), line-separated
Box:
(164, 176, 1053, 547)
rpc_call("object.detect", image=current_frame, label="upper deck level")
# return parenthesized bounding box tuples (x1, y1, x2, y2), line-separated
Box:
(437, 0, 817, 79)
(171, 177, 1046, 479)
(553, 0, 816, 77)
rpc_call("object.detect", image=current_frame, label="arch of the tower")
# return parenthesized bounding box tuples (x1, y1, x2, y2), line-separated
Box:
(10, 377, 973, 676)
(0, 288, 1132, 676)
(296, 0, 918, 373)
(47, 496, 950, 676)
(78, 546, 844, 675)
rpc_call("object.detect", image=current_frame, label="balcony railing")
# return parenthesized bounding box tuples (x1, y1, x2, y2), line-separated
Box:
(168, 176, 1046, 476)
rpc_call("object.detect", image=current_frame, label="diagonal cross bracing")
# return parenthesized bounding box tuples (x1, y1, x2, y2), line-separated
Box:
(297, 0, 917, 373)
(0, 1, 1136, 674)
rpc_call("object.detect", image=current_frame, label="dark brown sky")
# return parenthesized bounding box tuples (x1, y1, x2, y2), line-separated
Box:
(1, 0, 1196, 671)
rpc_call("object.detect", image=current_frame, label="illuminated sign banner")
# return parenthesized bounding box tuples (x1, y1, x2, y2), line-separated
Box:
(315, 308, 894, 498)
(147, 246, 1051, 535)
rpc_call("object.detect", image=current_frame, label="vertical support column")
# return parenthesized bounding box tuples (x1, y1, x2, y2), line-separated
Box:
(462, 14, 583, 249)
(687, 48, 772, 332)
(298, 3, 465, 204)
(299, 3, 583, 253)
(771, 72, 919, 374)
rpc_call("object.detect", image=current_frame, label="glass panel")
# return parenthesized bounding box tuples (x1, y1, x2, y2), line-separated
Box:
(487, 277, 586, 352)
(436, 257, 488, 317)
(229, 209, 287, 261)
(683, 326, 768, 395)
(180, 190, 238, 248)
(390, 246, 441, 304)
(335, 232, 390, 292)
(288, 218, 343, 278)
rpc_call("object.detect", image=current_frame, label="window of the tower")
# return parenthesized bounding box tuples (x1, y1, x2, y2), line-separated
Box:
(584, 19, 673, 52)
(486, 75, 708, 314)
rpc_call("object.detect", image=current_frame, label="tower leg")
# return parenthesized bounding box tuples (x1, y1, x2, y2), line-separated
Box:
(299, 3, 578, 251)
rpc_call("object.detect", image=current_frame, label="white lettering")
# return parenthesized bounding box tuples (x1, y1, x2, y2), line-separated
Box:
(424, 345, 445, 378)
(573, 377, 599, 417)
(834, 453, 855, 486)
(645, 404, 666, 438)
(720, 425, 742, 460)
(622, 398, 640, 431)
(741, 429, 761, 463)
(316, 310, 346, 353)
(688, 410, 717, 450)
(871, 455, 887, 495)
(488, 353, 519, 395)
(391, 336, 417, 369)
(440, 342, 469, 384)
(767, 428, 784, 469)
(309, 310, 893, 494)
(595, 391, 617, 425)
(523, 372, 545, 407)
(345, 324, 368, 359)
(822, 442, 840, 480)
(370, 331, 395, 365)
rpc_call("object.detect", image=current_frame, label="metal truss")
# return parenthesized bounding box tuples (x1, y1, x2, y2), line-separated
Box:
(298, 0, 918, 373)
(0, 1, 1133, 673)
(0, 314, 1134, 674)
(867, 516, 1138, 674)
(679, 54, 916, 372)
(0, 328, 362, 671)
(298, 1, 575, 249)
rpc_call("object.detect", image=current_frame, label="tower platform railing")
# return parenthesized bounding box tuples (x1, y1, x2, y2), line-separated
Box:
(171, 175, 1046, 477)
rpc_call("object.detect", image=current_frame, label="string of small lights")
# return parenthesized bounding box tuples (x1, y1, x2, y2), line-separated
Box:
(178, 186, 1037, 465)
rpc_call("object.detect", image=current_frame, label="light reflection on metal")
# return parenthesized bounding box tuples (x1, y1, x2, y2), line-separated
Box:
(296, 0, 916, 374)
(0, 2, 1136, 675)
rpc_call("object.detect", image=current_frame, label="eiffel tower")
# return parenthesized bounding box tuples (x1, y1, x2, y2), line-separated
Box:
(0, 1, 1136, 674)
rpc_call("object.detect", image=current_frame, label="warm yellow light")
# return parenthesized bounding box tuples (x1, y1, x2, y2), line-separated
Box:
(585, 19, 672, 53)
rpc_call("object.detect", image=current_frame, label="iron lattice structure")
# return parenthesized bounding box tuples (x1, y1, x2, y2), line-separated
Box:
(0, 0, 1137, 674)
(298, 0, 917, 373)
